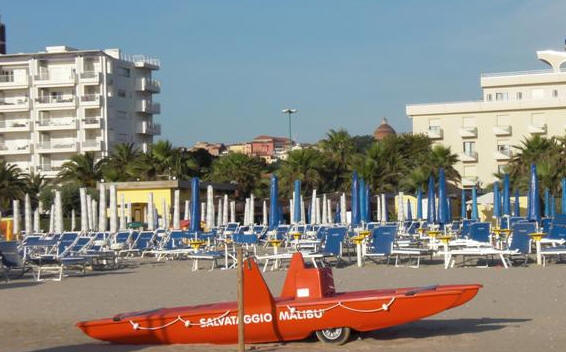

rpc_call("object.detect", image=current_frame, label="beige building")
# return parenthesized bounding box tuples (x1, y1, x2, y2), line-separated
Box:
(407, 50, 566, 188)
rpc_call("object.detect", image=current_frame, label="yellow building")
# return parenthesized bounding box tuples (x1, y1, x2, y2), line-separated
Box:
(100, 180, 236, 224)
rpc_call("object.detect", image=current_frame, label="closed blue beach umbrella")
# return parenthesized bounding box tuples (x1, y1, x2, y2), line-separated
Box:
(427, 175, 436, 224)
(503, 174, 511, 216)
(334, 201, 341, 223)
(190, 177, 201, 232)
(562, 178, 566, 215)
(351, 171, 360, 226)
(527, 164, 541, 223)
(269, 175, 279, 230)
(365, 184, 371, 222)
(544, 188, 550, 218)
(293, 180, 301, 224)
(437, 168, 449, 225)
(416, 187, 423, 220)
(471, 186, 478, 220)
(551, 194, 556, 218)
(359, 178, 366, 223)
(493, 182, 501, 219)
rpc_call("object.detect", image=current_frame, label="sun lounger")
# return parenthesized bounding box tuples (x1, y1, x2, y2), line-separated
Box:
(0, 241, 26, 282)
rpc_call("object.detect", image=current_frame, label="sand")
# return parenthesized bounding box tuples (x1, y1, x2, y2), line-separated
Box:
(2, 258, 565, 352)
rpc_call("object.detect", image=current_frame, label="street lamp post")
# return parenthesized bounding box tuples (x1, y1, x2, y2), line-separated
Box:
(281, 108, 297, 150)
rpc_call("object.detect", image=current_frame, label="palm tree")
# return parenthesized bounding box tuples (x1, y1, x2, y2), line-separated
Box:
(278, 148, 325, 196)
(0, 160, 26, 211)
(103, 143, 141, 181)
(57, 152, 105, 187)
(151, 140, 176, 178)
(427, 145, 460, 184)
(22, 171, 51, 209)
(319, 129, 355, 166)
(208, 153, 266, 198)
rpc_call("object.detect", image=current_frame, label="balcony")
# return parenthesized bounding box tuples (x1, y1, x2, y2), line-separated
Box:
(0, 98, 30, 112)
(36, 118, 77, 131)
(0, 120, 31, 133)
(459, 151, 478, 162)
(462, 177, 479, 187)
(79, 71, 101, 84)
(0, 74, 29, 89)
(37, 164, 63, 178)
(0, 144, 33, 155)
(136, 121, 161, 135)
(427, 127, 443, 139)
(34, 71, 76, 87)
(35, 96, 76, 109)
(528, 124, 547, 134)
(136, 100, 161, 114)
(83, 117, 102, 129)
(37, 141, 78, 153)
(80, 94, 103, 106)
(459, 126, 477, 138)
(136, 78, 161, 93)
(494, 149, 513, 161)
(493, 125, 512, 136)
(81, 140, 103, 151)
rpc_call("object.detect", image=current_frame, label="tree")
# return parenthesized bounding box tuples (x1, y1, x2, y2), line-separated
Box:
(208, 153, 266, 198)
(102, 143, 141, 181)
(0, 160, 26, 212)
(319, 129, 355, 166)
(57, 152, 105, 187)
(22, 171, 51, 209)
(278, 148, 326, 196)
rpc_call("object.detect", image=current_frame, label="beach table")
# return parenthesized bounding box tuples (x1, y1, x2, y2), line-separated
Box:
(528, 232, 546, 265)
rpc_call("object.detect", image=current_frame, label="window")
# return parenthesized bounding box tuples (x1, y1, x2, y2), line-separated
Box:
(117, 89, 126, 98)
(117, 67, 130, 77)
(516, 92, 523, 100)
(495, 92, 508, 101)
(497, 142, 511, 156)
(553, 89, 559, 97)
(463, 141, 476, 155)
(486, 94, 492, 101)
(532, 89, 544, 99)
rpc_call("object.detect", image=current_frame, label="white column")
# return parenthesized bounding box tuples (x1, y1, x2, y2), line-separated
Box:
(55, 191, 63, 234)
(86, 194, 92, 231)
(230, 200, 236, 223)
(48, 203, 54, 233)
(147, 192, 154, 231)
(24, 193, 32, 234)
(80, 187, 87, 232)
(340, 193, 347, 224)
(184, 200, 190, 221)
(300, 196, 306, 223)
(98, 183, 107, 232)
(322, 194, 327, 224)
(127, 202, 132, 224)
(223, 194, 229, 225)
(289, 199, 294, 224)
(91, 199, 97, 232)
(206, 185, 214, 229)
(173, 190, 180, 229)
(263, 200, 268, 226)
(13, 199, 20, 235)
(109, 185, 117, 233)
(249, 194, 255, 225)
(33, 207, 40, 233)
(217, 198, 223, 227)
(310, 190, 317, 225)
(120, 194, 126, 230)
(71, 209, 76, 231)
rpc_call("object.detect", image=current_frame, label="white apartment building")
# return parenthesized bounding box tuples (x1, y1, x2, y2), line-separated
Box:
(0, 45, 160, 178)
(407, 50, 566, 188)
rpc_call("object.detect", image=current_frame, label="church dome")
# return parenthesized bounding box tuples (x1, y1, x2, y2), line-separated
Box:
(373, 118, 396, 140)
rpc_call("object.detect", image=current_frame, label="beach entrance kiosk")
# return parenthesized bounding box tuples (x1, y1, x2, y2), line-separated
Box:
(100, 180, 236, 227)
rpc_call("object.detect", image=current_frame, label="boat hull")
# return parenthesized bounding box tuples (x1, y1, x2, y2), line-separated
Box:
(76, 284, 481, 344)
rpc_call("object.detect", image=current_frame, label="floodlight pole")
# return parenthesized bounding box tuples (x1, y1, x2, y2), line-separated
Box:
(282, 108, 297, 150)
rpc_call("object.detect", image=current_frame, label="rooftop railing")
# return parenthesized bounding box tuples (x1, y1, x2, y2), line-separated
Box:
(481, 68, 566, 78)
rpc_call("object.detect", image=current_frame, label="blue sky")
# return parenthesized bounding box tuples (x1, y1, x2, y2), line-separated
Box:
(3, 1, 566, 146)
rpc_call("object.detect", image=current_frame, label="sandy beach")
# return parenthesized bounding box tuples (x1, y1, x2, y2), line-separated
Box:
(2, 258, 565, 352)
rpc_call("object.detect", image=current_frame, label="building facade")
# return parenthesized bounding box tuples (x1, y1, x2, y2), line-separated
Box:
(0, 45, 160, 177)
(407, 50, 566, 188)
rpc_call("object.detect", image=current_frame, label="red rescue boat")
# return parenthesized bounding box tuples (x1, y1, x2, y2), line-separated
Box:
(77, 253, 481, 345)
